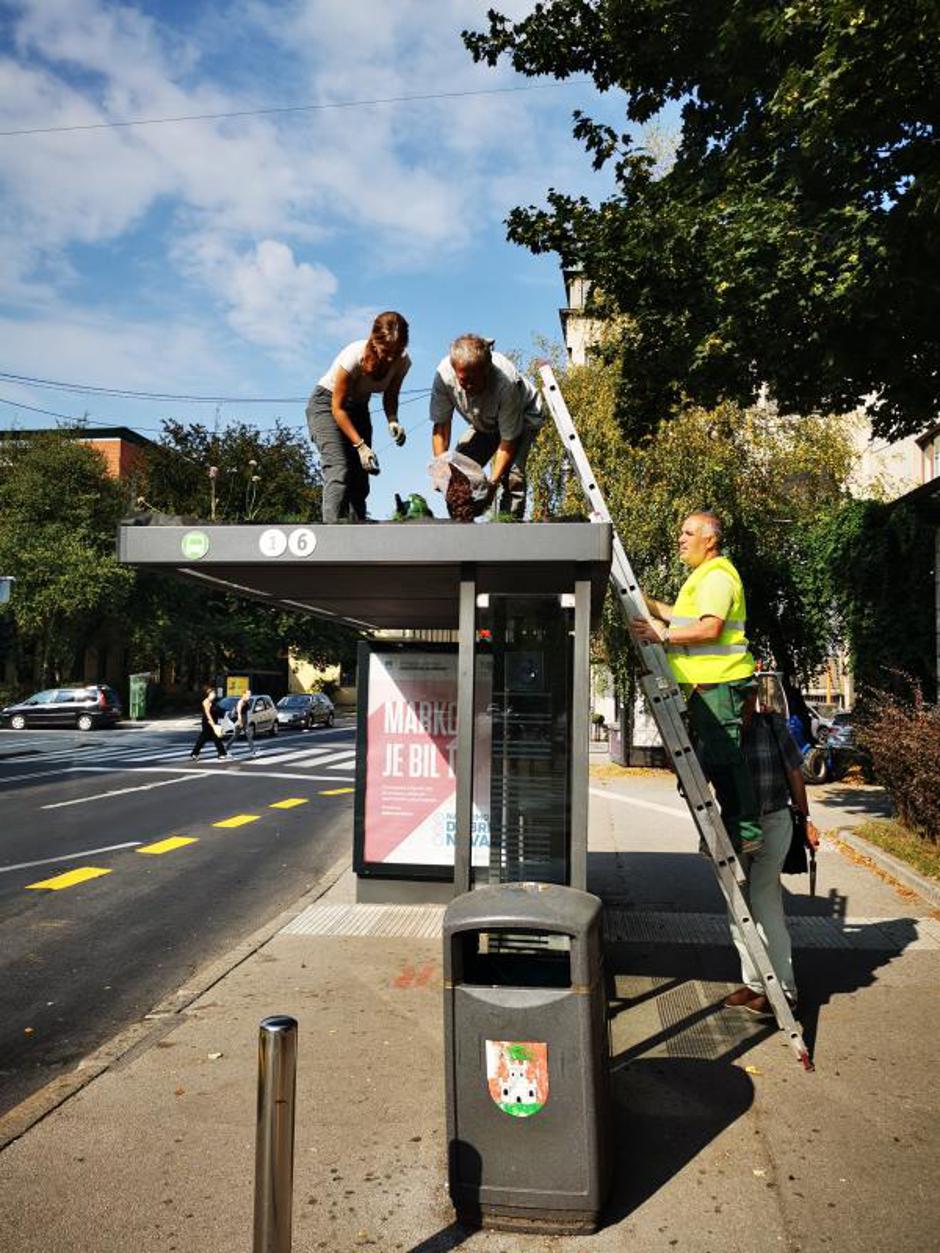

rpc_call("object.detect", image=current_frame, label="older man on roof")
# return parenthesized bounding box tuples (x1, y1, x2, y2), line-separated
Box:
(430, 334, 543, 519)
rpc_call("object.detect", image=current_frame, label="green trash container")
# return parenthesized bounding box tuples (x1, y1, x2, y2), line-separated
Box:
(129, 673, 149, 721)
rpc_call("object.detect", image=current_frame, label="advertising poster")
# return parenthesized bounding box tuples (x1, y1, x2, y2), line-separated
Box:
(359, 649, 491, 873)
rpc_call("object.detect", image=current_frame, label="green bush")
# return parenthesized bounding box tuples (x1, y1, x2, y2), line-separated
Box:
(859, 684, 940, 843)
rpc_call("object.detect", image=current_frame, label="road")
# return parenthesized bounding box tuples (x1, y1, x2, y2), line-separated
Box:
(0, 718, 357, 1118)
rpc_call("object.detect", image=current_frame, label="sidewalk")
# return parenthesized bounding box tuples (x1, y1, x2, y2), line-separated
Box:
(1, 778, 938, 1252)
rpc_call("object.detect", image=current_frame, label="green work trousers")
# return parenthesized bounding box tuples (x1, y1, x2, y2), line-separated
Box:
(686, 679, 763, 853)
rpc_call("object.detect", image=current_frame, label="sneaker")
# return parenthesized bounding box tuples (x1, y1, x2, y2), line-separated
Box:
(723, 986, 762, 1008)
(742, 995, 774, 1018)
(744, 993, 798, 1018)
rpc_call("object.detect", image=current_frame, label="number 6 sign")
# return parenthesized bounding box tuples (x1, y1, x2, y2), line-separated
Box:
(288, 528, 317, 557)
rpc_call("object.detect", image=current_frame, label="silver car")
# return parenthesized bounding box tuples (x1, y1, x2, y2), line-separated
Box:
(217, 694, 279, 738)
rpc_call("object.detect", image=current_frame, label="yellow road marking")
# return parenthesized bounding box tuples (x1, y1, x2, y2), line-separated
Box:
(269, 798, 308, 809)
(137, 836, 199, 855)
(26, 866, 112, 891)
(319, 787, 354, 796)
(213, 814, 260, 829)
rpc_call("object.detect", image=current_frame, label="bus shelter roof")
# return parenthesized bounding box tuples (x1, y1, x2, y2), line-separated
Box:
(118, 519, 613, 631)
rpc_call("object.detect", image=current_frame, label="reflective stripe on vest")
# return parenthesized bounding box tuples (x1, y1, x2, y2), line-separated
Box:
(665, 556, 755, 685)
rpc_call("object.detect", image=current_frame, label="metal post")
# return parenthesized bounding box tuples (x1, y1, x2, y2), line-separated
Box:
(253, 1015, 298, 1253)
(453, 567, 477, 897)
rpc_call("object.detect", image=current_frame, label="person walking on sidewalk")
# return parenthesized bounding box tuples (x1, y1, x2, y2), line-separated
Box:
(430, 334, 543, 519)
(724, 705, 821, 1015)
(631, 510, 763, 855)
(306, 311, 411, 522)
(190, 684, 228, 761)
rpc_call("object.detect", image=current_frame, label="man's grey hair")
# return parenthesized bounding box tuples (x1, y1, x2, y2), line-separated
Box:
(450, 334, 492, 369)
(688, 510, 723, 547)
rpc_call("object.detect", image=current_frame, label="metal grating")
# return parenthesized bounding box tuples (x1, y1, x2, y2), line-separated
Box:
(603, 909, 938, 952)
(281, 902, 446, 938)
(279, 903, 938, 949)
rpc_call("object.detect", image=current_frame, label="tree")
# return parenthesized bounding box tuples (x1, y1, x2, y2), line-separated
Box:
(810, 497, 937, 699)
(527, 357, 857, 704)
(126, 417, 357, 688)
(466, 3, 940, 441)
(141, 418, 323, 522)
(0, 430, 133, 684)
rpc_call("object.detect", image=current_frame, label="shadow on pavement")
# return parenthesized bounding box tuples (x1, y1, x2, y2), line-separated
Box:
(816, 782, 893, 821)
(603, 1057, 755, 1225)
(407, 1221, 477, 1252)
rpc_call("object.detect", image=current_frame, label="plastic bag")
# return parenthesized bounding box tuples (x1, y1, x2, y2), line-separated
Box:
(428, 453, 491, 521)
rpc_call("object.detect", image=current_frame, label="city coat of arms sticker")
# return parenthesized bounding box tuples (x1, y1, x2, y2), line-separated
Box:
(485, 1040, 549, 1117)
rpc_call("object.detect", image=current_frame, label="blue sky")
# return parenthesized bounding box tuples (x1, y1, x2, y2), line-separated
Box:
(0, 0, 640, 517)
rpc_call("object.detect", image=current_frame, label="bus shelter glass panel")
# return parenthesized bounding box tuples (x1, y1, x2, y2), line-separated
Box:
(476, 594, 573, 886)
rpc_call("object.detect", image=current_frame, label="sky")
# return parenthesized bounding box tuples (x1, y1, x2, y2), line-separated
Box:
(0, 0, 634, 518)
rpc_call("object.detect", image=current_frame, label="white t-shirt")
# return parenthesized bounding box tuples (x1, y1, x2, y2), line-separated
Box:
(430, 351, 542, 440)
(318, 339, 411, 403)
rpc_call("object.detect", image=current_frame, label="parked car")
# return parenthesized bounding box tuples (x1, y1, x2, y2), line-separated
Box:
(216, 693, 279, 738)
(826, 710, 856, 748)
(0, 684, 122, 731)
(805, 702, 834, 742)
(276, 692, 335, 731)
(801, 710, 874, 783)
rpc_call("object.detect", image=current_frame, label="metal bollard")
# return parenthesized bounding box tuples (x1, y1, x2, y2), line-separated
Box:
(253, 1015, 298, 1253)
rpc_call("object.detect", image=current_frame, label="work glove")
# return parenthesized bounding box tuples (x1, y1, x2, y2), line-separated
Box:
(355, 441, 380, 475)
(387, 420, 407, 447)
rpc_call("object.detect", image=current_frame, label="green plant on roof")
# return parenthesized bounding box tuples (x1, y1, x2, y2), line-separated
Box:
(506, 1044, 531, 1063)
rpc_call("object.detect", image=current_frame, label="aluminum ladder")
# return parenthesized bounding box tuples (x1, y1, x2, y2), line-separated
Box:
(538, 363, 813, 1071)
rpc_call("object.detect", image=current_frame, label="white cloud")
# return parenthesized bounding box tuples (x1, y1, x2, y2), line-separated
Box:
(0, 0, 615, 362)
(179, 235, 345, 358)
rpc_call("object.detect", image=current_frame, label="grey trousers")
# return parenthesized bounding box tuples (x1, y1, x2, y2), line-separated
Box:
(306, 386, 372, 522)
(728, 806, 797, 997)
(455, 424, 535, 519)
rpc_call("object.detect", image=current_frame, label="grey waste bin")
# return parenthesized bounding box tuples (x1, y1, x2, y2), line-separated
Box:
(443, 882, 612, 1234)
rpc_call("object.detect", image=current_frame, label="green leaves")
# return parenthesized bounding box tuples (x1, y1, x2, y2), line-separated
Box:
(466, 1, 940, 440)
(528, 357, 857, 689)
(0, 431, 134, 682)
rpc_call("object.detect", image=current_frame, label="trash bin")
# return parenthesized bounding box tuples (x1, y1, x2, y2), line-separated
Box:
(443, 882, 612, 1234)
(128, 672, 149, 721)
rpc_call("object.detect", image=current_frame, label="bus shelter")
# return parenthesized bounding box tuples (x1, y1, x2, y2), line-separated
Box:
(118, 520, 612, 902)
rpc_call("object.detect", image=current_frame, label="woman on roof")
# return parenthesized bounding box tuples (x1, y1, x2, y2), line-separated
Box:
(306, 311, 411, 522)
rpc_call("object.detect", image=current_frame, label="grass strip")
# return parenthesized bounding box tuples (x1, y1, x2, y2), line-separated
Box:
(853, 819, 940, 882)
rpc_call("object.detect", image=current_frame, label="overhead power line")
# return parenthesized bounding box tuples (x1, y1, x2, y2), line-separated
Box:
(0, 386, 432, 436)
(0, 369, 428, 404)
(0, 80, 590, 139)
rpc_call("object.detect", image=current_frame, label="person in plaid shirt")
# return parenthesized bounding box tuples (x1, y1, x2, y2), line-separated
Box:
(723, 705, 820, 1016)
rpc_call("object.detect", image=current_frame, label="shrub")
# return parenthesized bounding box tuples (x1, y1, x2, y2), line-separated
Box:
(858, 683, 940, 843)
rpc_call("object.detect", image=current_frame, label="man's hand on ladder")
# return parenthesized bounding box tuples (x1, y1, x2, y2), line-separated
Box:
(630, 616, 667, 645)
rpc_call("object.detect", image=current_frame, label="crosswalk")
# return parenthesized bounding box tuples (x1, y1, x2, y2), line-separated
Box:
(0, 735, 357, 783)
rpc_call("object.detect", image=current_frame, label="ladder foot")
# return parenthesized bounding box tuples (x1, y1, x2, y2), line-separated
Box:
(800, 1050, 815, 1073)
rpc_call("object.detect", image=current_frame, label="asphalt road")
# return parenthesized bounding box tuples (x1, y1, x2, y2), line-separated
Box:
(0, 719, 357, 1117)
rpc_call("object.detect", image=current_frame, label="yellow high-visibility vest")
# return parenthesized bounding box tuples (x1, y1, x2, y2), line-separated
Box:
(666, 556, 755, 685)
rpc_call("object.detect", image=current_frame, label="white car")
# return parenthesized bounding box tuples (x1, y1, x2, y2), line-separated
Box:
(217, 694, 279, 738)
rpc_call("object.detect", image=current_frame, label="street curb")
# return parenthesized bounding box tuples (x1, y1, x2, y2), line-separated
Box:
(834, 829, 940, 910)
(0, 853, 352, 1154)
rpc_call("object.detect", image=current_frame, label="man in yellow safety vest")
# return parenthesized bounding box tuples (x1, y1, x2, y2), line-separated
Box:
(631, 510, 763, 855)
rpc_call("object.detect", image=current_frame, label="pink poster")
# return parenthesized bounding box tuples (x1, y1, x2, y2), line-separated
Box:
(363, 651, 491, 867)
